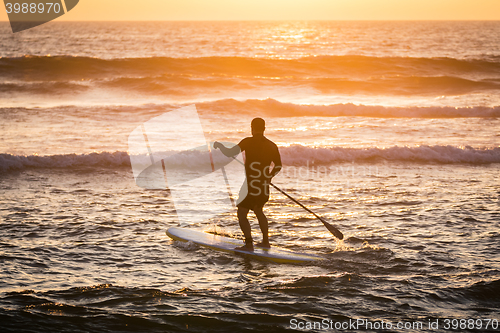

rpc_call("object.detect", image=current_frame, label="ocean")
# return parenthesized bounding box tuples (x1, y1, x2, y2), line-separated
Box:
(0, 21, 499, 332)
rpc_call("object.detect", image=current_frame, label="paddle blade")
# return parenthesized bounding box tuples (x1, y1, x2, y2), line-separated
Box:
(322, 220, 344, 240)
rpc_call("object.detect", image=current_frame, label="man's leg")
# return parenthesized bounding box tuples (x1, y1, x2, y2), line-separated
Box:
(235, 206, 253, 251)
(254, 205, 270, 248)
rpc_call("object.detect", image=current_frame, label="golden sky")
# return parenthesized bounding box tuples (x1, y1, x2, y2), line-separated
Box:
(1, 0, 500, 21)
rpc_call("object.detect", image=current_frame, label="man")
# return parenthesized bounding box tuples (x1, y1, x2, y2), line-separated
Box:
(214, 118, 282, 251)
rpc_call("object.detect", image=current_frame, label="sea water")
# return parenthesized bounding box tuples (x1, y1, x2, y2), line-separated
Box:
(0, 21, 499, 332)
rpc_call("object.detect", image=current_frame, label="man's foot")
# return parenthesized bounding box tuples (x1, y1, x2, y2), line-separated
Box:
(256, 241, 271, 248)
(235, 243, 254, 252)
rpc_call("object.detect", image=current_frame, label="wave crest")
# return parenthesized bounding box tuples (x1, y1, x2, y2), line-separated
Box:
(2, 56, 500, 99)
(198, 99, 500, 118)
(280, 145, 500, 165)
(0, 151, 130, 173)
(2, 55, 500, 80)
(1, 145, 499, 173)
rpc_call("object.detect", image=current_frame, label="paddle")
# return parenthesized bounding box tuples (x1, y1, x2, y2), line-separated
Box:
(219, 150, 344, 240)
(268, 182, 344, 240)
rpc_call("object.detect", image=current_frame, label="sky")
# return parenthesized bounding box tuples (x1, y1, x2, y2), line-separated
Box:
(1, 0, 500, 21)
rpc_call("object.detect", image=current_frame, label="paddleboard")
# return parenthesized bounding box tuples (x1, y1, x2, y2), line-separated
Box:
(166, 227, 323, 264)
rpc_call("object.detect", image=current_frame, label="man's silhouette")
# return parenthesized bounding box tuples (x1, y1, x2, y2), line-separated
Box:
(214, 118, 282, 251)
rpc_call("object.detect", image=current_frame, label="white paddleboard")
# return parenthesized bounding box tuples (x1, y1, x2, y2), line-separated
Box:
(166, 227, 323, 264)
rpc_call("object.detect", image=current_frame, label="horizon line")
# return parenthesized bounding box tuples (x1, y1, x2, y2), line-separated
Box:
(1, 19, 500, 22)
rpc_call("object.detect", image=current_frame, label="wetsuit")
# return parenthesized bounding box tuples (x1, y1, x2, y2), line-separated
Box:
(237, 134, 282, 210)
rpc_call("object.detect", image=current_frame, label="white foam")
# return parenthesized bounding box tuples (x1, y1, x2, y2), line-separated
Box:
(1, 145, 499, 173)
(280, 145, 500, 165)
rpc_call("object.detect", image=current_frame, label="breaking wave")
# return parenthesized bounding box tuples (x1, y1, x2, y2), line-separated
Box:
(2, 55, 500, 79)
(1, 145, 499, 173)
(197, 98, 500, 118)
(1, 55, 500, 97)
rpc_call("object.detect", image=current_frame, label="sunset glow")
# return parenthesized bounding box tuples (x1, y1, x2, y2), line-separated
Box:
(1, 0, 500, 21)
(0, 0, 499, 329)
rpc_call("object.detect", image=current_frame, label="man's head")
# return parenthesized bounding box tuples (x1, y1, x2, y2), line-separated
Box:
(251, 118, 265, 136)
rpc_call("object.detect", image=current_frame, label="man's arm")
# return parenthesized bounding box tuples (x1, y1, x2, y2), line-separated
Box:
(269, 147, 282, 179)
(213, 141, 241, 157)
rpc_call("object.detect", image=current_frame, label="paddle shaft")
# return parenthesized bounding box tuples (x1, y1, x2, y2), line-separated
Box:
(269, 182, 323, 223)
(269, 182, 343, 239)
